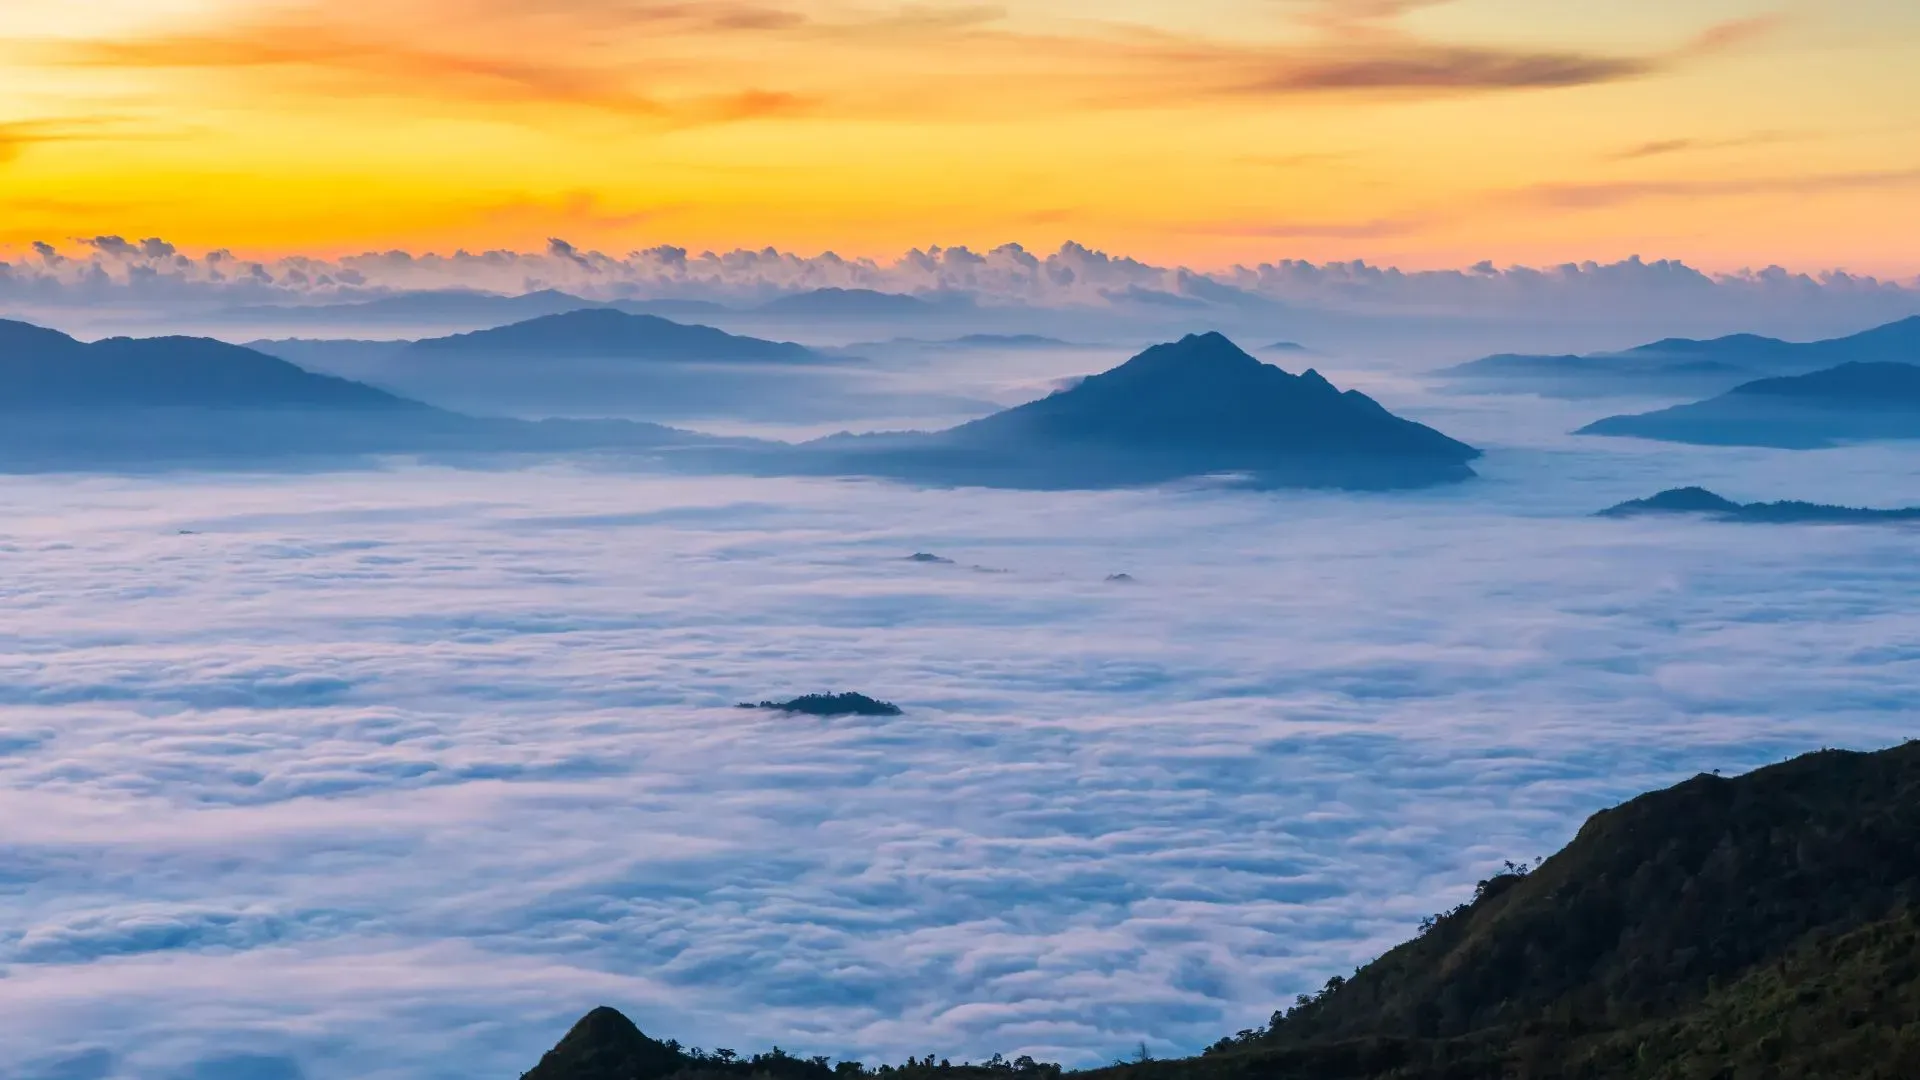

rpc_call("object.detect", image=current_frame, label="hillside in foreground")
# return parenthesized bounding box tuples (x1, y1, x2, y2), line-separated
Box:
(524, 741, 1920, 1079)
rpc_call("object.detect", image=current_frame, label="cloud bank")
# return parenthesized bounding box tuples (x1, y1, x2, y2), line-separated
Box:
(3, 238, 1917, 345)
(1, 421, 1918, 1078)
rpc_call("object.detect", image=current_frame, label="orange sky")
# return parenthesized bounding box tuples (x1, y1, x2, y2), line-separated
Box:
(1, 0, 1917, 273)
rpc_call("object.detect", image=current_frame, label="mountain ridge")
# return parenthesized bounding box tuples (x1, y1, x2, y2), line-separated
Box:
(1600, 486, 1920, 523)
(1445, 315, 1920, 398)
(404, 308, 821, 364)
(1579, 360, 1920, 447)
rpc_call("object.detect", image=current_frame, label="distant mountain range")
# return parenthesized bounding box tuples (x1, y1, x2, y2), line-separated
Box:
(216, 287, 955, 335)
(403, 308, 821, 363)
(249, 309, 874, 423)
(1578, 361, 1920, 447)
(0, 319, 724, 469)
(791, 332, 1479, 490)
(0, 321, 1475, 490)
(1600, 487, 1920, 523)
(219, 288, 604, 330)
(521, 740, 1920, 1079)
(1444, 315, 1920, 398)
(846, 334, 1082, 352)
(755, 288, 947, 318)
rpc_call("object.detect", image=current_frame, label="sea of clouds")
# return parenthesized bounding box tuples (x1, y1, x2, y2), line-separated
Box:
(3, 380, 1920, 1078)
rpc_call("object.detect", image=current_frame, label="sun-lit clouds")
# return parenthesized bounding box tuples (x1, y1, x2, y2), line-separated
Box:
(1520, 167, 1920, 210)
(44, 0, 1712, 123)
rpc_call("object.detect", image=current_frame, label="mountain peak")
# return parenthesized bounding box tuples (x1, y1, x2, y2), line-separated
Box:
(912, 331, 1478, 489)
(521, 1006, 689, 1080)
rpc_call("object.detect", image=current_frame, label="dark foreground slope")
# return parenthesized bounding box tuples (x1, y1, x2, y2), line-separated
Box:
(0, 319, 732, 469)
(1579, 361, 1920, 447)
(1600, 487, 1920, 523)
(525, 742, 1920, 1079)
(795, 333, 1478, 490)
(1444, 315, 1920, 398)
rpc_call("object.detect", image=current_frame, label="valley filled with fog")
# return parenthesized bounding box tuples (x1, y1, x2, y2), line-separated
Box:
(3, 341, 1918, 1077)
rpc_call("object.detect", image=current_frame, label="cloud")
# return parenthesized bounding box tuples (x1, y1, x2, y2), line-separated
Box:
(1, 440, 1919, 1076)
(33, 0, 1754, 128)
(1681, 13, 1785, 55)
(1191, 214, 1436, 240)
(1521, 167, 1920, 209)
(1226, 46, 1648, 95)
(1602, 129, 1802, 162)
(7, 236, 1915, 356)
(0, 116, 145, 166)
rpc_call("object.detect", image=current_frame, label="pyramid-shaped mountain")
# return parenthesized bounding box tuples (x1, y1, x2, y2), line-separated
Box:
(804, 332, 1477, 490)
(404, 308, 819, 363)
(950, 332, 1473, 458)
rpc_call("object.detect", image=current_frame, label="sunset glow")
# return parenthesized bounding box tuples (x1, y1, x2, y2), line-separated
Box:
(1, 0, 1918, 271)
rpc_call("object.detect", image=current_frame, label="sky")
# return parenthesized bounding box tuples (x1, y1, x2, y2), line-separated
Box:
(1, 0, 1918, 272)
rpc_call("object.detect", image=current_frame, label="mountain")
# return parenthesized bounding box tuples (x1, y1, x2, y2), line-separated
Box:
(332, 309, 872, 422)
(521, 1008, 691, 1080)
(0, 319, 733, 469)
(522, 741, 1920, 1079)
(404, 309, 820, 363)
(1444, 315, 1920, 398)
(0, 319, 416, 410)
(755, 288, 942, 318)
(216, 288, 602, 331)
(1600, 487, 1920, 523)
(1578, 361, 1920, 447)
(797, 333, 1479, 490)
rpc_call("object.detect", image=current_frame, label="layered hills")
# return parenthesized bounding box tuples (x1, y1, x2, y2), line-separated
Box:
(0, 318, 718, 468)
(252, 309, 868, 423)
(1600, 487, 1920, 523)
(1579, 361, 1920, 447)
(797, 333, 1479, 490)
(522, 740, 1920, 1079)
(0, 321, 1476, 490)
(1445, 315, 1920, 398)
